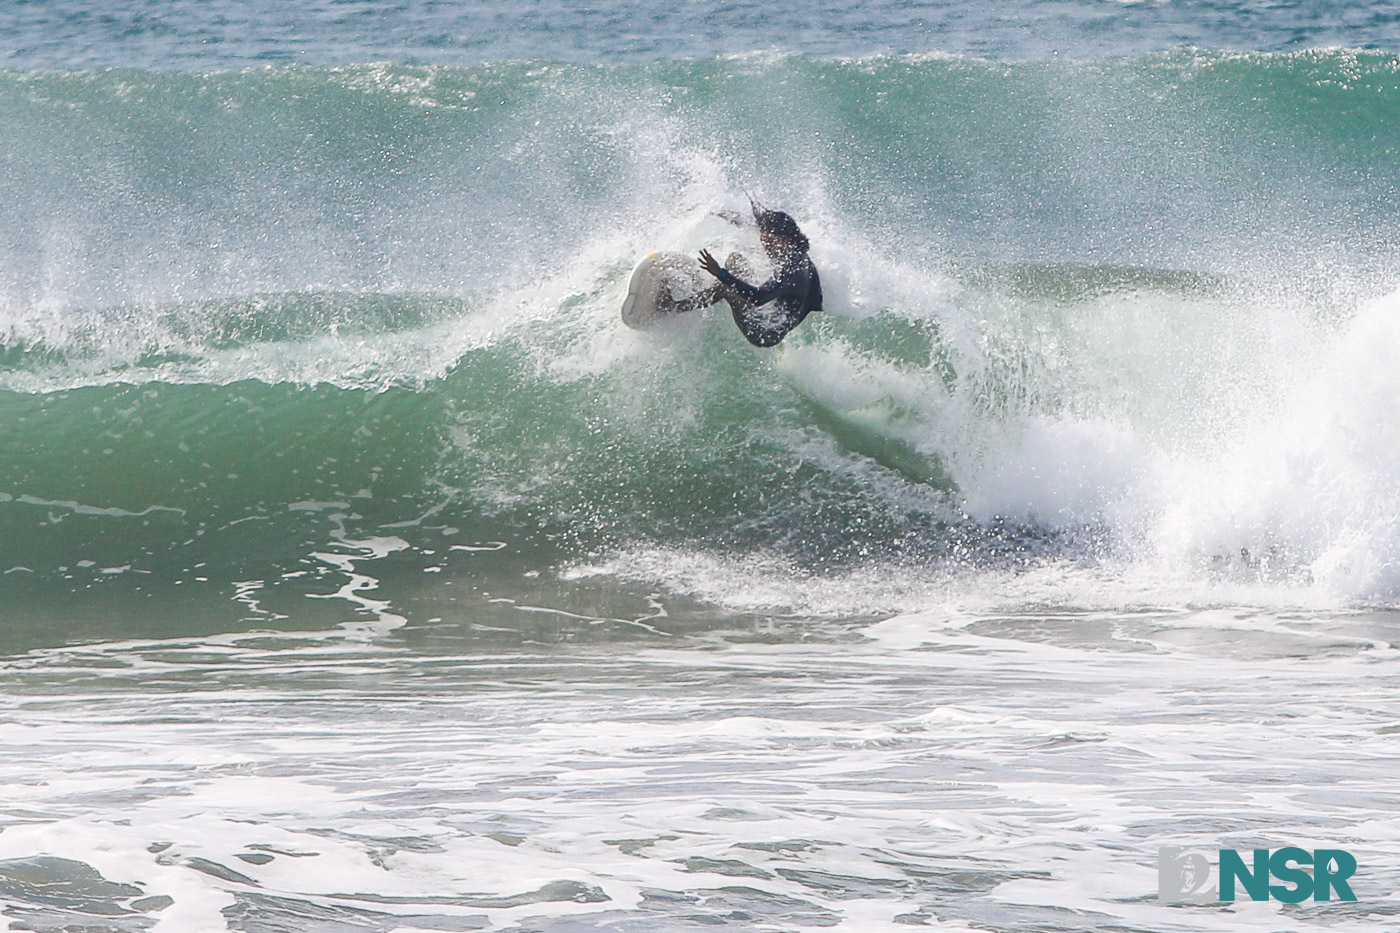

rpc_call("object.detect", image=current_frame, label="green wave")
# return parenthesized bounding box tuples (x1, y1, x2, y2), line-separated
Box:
(3, 51, 1399, 641)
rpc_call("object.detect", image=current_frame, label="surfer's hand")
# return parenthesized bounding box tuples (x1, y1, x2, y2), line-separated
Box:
(698, 249, 723, 278)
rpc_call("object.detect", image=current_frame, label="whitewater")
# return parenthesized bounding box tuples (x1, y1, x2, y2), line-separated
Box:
(3, 6, 1400, 932)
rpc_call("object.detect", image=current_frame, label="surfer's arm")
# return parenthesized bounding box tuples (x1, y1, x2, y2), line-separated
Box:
(711, 268, 781, 306)
(699, 251, 805, 347)
(700, 250, 780, 305)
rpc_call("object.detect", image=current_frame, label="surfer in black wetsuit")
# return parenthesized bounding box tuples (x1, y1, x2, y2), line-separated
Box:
(688, 204, 823, 348)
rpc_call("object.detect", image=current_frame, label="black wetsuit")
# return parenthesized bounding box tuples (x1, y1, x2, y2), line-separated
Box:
(712, 253, 823, 348)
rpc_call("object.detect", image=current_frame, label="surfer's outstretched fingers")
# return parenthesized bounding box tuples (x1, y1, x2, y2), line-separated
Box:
(698, 249, 723, 278)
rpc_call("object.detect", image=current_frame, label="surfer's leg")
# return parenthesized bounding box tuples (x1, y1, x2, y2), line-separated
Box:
(668, 284, 722, 315)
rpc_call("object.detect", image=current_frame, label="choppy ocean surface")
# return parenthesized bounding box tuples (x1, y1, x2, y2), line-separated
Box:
(4, 3, 1400, 931)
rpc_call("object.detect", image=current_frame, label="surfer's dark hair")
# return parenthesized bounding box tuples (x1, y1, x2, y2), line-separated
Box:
(754, 209, 809, 253)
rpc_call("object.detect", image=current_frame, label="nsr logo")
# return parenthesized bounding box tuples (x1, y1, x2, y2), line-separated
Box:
(1159, 847, 1358, 904)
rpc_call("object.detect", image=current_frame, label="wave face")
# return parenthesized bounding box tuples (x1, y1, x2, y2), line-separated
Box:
(4, 51, 1400, 646)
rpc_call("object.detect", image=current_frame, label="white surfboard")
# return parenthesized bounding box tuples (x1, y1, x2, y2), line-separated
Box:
(620, 251, 709, 329)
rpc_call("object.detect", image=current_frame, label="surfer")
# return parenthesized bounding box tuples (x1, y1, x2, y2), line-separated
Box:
(685, 203, 823, 348)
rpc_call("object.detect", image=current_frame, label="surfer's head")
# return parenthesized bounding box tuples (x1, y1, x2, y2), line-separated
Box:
(754, 209, 809, 257)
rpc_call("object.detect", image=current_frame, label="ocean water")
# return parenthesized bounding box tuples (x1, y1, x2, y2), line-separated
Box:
(4, 3, 1400, 931)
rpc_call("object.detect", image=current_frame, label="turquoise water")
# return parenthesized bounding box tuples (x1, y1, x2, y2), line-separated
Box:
(3, 6, 1400, 932)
